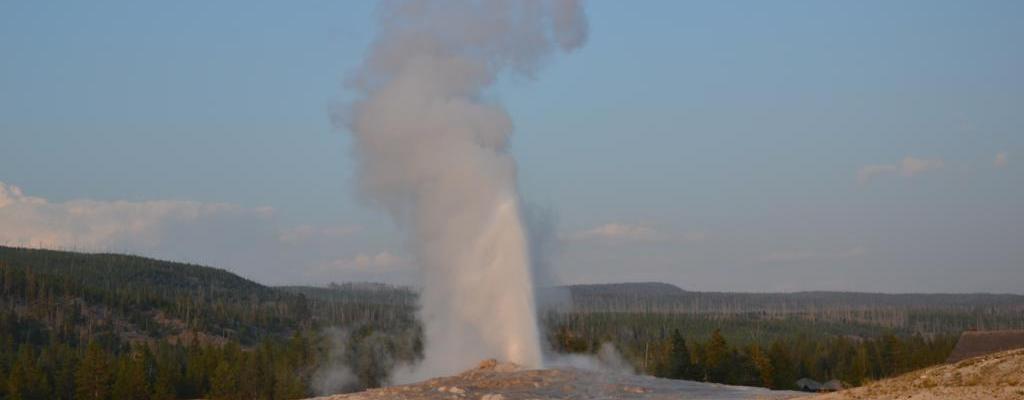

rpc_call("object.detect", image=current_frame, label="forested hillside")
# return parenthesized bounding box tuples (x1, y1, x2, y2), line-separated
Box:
(2, 246, 1021, 399)
(0, 246, 421, 400)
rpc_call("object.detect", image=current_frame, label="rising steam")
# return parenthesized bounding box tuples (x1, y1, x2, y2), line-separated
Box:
(343, 0, 587, 380)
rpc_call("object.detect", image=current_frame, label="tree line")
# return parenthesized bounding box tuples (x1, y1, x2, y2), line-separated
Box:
(0, 247, 984, 398)
(552, 325, 956, 390)
(2, 326, 422, 400)
(3, 333, 313, 400)
(0, 247, 422, 400)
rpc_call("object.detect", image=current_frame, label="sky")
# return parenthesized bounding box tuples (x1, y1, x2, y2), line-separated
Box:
(1, 1, 1022, 293)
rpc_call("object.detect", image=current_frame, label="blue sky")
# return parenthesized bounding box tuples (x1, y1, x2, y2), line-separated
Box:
(2, 1, 1022, 292)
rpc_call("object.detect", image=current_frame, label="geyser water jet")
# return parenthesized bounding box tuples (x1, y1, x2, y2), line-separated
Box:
(342, 0, 587, 380)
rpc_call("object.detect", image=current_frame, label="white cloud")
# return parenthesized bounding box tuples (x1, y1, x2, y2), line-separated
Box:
(856, 165, 898, 184)
(278, 224, 362, 244)
(857, 156, 944, 184)
(0, 182, 44, 208)
(994, 151, 1009, 168)
(567, 223, 707, 246)
(0, 181, 272, 250)
(0, 181, 425, 286)
(900, 156, 944, 176)
(320, 251, 408, 272)
(570, 223, 660, 242)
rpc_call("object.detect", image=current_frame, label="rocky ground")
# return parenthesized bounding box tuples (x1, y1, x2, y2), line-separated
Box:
(808, 348, 1024, 400)
(306, 359, 805, 400)
(308, 348, 1024, 400)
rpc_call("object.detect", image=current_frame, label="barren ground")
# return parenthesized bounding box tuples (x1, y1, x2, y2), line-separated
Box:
(808, 348, 1024, 400)
(308, 348, 1024, 400)
(306, 359, 805, 400)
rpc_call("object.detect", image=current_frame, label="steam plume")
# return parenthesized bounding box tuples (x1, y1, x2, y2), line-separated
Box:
(344, 0, 587, 380)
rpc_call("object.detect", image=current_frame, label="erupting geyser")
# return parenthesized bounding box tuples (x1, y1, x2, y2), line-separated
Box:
(343, 0, 587, 380)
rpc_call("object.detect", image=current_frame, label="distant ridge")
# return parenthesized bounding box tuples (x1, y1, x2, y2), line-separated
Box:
(4, 246, 1022, 336)
(0, 245, 310, 344)
(561, 282, 686, 295)
(0, 245, 271, 296)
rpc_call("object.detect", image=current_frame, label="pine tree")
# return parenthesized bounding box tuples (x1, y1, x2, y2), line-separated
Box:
(748, 344, 774, 388)
(273, 360, 306, 400)
(768, 340, 797, 390)
(727, 348, 759, 386)
(252, 341, 277, 400)
(111, 353, 149, 400)
(236, 352, 260, 400)
(210, 360, 239, 400)
(666, 329, 694, 380)
(703, 329, 729, 382)
(41, 343, 78, 400)
(849, 345, 870, 385)
(151, 369, 176, 400)
(6, 359, 24, 400)
(150, 345, 179, 400)
(75, 341, 112, 400)
(7, 345, 50, 400)
(183, 342, 209, 397)
(880, 334, 904, 376)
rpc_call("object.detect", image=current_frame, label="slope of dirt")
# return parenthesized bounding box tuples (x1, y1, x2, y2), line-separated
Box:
(810, 348, 1024, 400)
(307, 359, 806, 400)
(946, 330, 1024, 363)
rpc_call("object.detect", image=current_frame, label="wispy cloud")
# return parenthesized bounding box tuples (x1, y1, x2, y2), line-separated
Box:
(857, 156, 944, 184)
(761, 246, 867, 263)
(278, 224, 362, 244)
(567, 223, 706, 245)
(569, 223, 660, 242)
(0, 181, 272, 250)
(994, 151, 1009, 168)
(0, 181, 394, 285)
(319, 251, 408, 272)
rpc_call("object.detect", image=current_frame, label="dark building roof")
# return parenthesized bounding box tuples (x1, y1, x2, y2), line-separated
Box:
(795, 378, 821, 392)
(795, 378, 846, 392)
(946, 330, 1024, 363)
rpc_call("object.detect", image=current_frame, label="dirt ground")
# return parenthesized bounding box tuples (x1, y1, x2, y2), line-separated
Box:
(306, 359, 805, 400)
(808, 348, 1024, 400)
(307, 348, 1024, 400)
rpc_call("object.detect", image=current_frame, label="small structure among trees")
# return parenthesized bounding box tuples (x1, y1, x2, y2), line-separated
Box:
(795, 378, 845, 392)
(795, 378, 821, 392)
